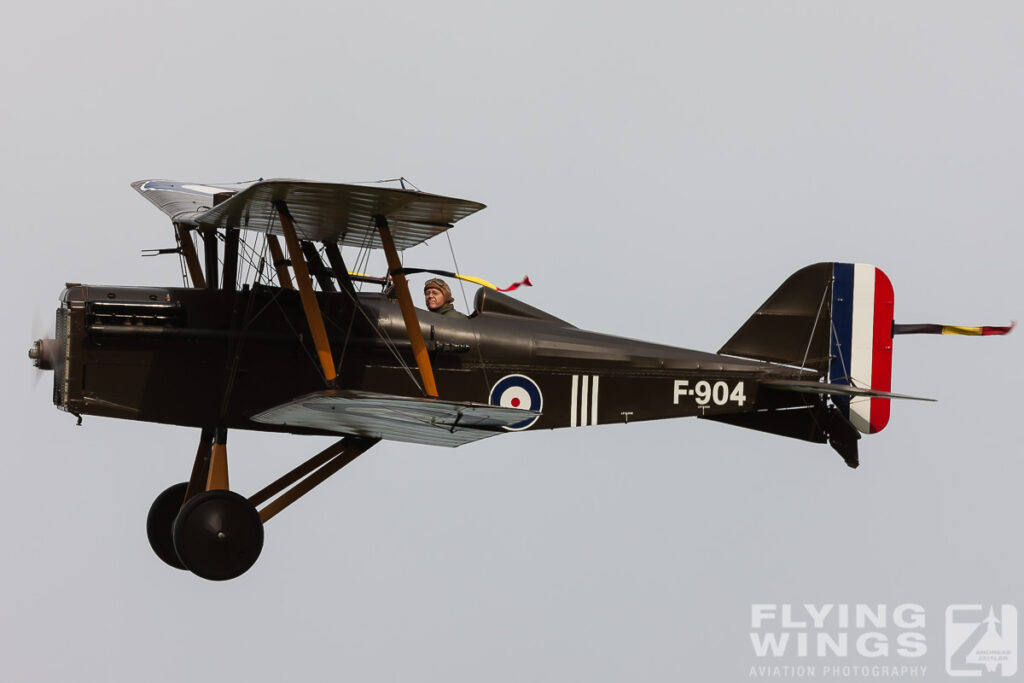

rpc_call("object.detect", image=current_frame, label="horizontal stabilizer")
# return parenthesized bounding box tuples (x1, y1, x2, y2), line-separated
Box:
(763, 380, 934, 402)
(252, 390, 540, 447)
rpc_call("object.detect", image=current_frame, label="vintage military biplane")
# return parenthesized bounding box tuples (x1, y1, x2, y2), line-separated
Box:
(29, 179, 1011, 581)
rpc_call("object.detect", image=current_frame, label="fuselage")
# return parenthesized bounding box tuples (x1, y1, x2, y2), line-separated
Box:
(49, 283, 814, 436)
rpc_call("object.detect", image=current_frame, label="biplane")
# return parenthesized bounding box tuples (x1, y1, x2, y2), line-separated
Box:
(29, 179, 1012, 581)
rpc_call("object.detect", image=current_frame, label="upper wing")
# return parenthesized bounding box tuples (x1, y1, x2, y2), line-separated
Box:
(131, 179, 258, 225)
(132, 178, 486, 251)
(251, 390, 540, 447)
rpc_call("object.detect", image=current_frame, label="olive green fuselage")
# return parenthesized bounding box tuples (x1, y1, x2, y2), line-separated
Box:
(52, 284, 813, 437)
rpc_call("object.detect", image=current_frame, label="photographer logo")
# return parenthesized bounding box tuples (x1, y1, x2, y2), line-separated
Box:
(945, 605, 1017, 677)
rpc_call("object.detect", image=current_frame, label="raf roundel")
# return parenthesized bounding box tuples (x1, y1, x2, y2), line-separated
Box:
(489, 374, 543, 431)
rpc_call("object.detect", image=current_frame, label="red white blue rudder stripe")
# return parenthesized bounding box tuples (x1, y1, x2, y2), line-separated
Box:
(829, 263, 895, 434)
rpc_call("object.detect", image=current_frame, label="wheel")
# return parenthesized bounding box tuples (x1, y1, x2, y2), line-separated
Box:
(146, 482, 189, 570)
(172, 489, 264, 581)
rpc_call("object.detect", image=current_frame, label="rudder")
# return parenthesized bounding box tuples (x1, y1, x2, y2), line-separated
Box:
(828, 264, 894, 434)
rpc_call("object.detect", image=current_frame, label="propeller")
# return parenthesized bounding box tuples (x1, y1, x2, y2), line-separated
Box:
(29, 309, 58, 389)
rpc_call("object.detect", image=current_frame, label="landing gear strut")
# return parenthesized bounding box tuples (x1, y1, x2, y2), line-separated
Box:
(145, 432, 377, 580)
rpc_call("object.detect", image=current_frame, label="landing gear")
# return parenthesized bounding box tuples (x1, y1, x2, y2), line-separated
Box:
(172, 490, 264, 581)
(145, 433, 379, 580)
(146, 482, 189, 570)
(145, 483, 264, 581)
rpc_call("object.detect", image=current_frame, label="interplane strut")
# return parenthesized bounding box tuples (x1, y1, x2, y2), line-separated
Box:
(273, 200, 337, 384)
(375, 215, 439, 398)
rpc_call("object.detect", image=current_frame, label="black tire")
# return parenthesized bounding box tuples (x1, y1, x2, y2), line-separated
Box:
(172, 489, 264, 581)
(146, 482, 189, 570)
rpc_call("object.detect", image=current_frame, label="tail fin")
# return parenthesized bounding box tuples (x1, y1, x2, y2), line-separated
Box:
(717, 263, 1010, 465)
(828, 263, 894, 434)
(720, 262, 896, 434)
(718, 262, 834, 373)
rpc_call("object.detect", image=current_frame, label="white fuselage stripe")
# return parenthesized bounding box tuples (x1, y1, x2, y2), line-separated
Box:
(571, 375, 600, 427)
(570, 375, 579, 428)
(849, 264, 875, 432)
(580, 375, 590, 427)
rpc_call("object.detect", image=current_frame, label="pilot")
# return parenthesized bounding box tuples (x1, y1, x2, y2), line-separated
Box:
(424, 278, 467, 318)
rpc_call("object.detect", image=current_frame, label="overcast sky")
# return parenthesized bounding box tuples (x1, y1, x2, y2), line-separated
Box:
(3, 2, 1022, 682)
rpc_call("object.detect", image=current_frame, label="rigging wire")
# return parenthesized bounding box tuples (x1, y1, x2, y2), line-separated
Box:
(237, 233, 269, 288)
(445, 232, 470, 317)
(351, 224, 379, 292)
(828, 316, 857, 389)
(799, 282, 831, 374)
(345, 177, 421, 192)
(444, 231, 491, 393)
(237, 233, 256, 285)
(267, 290, 328, 384)
(336, 224, 424, 390)
(238, 208, 424, 394)
(319, 242, 423, 393)
(331, 300, 423, 393)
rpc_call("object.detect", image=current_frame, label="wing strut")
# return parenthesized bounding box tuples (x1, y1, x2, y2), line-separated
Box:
(375, 214, 439, 397)
(175, 223, 206, 288)
(274, 201, 337, 384)
(301, 241, 337, 292)
(222, 227, 240, 291)
(201, 230, 218, 289)
(321, 243, 358, 299)
(265, 234, 294, 289)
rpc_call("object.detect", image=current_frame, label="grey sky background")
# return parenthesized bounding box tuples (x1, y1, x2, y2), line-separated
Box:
(3, 2, 1021, 681)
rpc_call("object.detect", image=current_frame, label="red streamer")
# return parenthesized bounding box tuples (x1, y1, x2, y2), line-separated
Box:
(498, 276, 532, 292)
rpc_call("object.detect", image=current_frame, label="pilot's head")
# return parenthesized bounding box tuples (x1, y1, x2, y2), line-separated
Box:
(424, 278, 453, 311)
